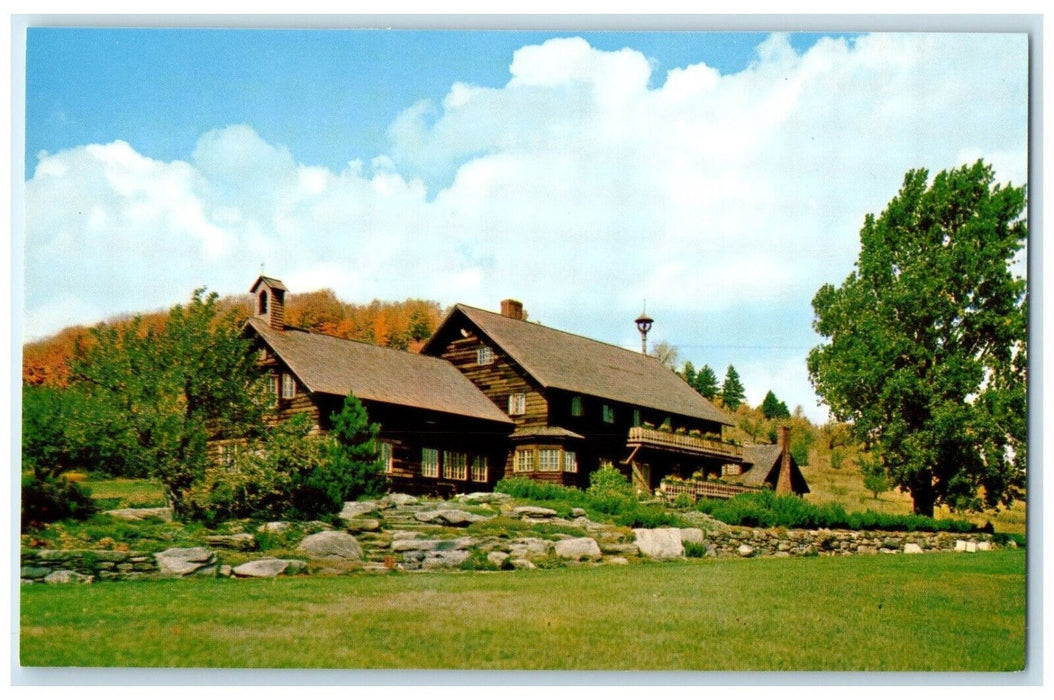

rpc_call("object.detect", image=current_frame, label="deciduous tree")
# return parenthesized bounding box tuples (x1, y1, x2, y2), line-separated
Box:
(808, 161, 1027, 516)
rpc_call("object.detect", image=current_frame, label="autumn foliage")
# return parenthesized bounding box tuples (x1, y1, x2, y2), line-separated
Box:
(23, 289, 447, 387)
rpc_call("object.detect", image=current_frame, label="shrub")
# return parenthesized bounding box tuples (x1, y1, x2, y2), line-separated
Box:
(586, 465, 635, 514)
(683, 541, 706, 558)
(21, 474, 97, 526)
(309, 392, 385, 505)
(614, 505, 682, 529)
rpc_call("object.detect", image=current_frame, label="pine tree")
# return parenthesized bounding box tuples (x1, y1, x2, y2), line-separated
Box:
(720, 365, 746, 411)
(692, 364, 719, 400)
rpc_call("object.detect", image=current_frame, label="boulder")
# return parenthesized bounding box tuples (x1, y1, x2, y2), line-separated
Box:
(955, 540, 968, 552)
(966, 541, 978, 553)
(155, 547, 217, 577)
(206, 533, 257, 551)
(634, 528, 685, 560)
(737, 544, 755, 558)
(422, 550, 471, 569)
(554, 537, 602, 561)
(570, 508, 587, 518)
(233, 558, 294, 578)
(487, 551, 510, 568)
(44, 570, 93, 584)
(514, 506, 559, 518)
(339, 501, 378, 521)
(414, 509, 490, 526)
(386, 493, 419, 506)
(258, 521, 292, 533)
(343, 518, 382, 533)
(605, 556, 630, 566)
(903, 543, 924, 554)
(509, 538, 552, 559)
(679, 528, 705, 544)
(459, 492, 511, 505)
(297, 531, 363, 560)
(103, 507, 173, 522)
(977, 541, 992, 552)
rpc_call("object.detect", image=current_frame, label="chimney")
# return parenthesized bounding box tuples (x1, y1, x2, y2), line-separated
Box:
(251, 276, 287, 331)
(500, 299, 525, 321)
(776, 425, 793, 494)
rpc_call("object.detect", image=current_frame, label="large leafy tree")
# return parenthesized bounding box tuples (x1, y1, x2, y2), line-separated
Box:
(807, 161, 1027, 516)
(720, 365, 746, 411)
(69, 289, 270, 515)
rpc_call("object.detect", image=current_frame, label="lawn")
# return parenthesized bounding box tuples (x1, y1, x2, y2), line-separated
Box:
(20, 549, 1026, 671)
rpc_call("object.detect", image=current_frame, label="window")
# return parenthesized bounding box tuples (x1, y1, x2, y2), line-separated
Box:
(477, 345, 495, 365)
(602, 404, 615, 423)
(538, 448, 561, 472)
(281, 373, 296, 399)
(421, 448, 439, 478)
(219, 442, 237, 467)
(508, 393, 526, 416)
(268, 374, 279, 399)
(514, 449, 534, 473)
(722, 464, 742, 477)
(380, 442, 393, 474)
(563, 450, 578, 473)
(471, 455, 488, 482)
(443, 451, 468, 480)
(258, 347, 268, 361)
(258, 290, 268, 315)
(571, 395, 583, 417)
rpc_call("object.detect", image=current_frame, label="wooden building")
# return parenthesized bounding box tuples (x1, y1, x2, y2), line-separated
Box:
(421, 300, 761, 493)
(244, 276, 514, 496)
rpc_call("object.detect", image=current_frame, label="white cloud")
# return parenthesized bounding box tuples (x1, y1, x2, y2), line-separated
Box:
(22, 33, 1028, 422)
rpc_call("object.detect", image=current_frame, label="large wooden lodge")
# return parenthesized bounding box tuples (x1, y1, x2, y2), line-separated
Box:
(244, 275, 808, 498)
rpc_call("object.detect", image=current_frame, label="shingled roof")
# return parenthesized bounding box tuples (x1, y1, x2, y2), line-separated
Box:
(247, 318, 513, 425)
(428, 304, 734, 426)
(734, 444, 810, 494)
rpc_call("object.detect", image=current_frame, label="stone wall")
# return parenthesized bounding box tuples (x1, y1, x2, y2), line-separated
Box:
(20, 549, 159, 584)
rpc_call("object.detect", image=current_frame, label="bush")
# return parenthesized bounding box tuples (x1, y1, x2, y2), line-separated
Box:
(683, 541, 706, 558)
(586, 465, 635, 514)
(696, 490, 977, 532)
(22, 474, 97, 526)
(614, 505, 682, 529)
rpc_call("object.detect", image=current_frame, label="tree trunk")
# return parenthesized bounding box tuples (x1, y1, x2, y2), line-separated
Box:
(911, 487, 936, 518)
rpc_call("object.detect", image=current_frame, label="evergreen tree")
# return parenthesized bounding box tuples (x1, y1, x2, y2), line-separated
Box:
(720, 365, 746, 411)
(761, 390, 791, 419)
(309, 392, 385, 505)
(692, 364, 719, 400)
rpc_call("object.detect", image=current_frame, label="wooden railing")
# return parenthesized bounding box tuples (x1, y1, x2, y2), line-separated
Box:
(660, 478, 760, 502)
(627, 426, 743, 458)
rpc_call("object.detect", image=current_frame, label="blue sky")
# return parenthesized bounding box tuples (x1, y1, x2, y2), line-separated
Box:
(19, 27, 1029, 423)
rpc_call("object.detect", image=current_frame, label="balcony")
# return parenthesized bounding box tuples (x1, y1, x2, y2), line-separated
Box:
(626, 426, 743, 460)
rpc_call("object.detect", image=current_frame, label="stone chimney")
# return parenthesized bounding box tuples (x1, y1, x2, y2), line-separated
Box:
(776, 425, 793, 494)
(250, 276, 287, 331)
(500, 299, 525, 321)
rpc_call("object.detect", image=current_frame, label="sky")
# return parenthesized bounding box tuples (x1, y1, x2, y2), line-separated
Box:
(17, 25, 1030, 424)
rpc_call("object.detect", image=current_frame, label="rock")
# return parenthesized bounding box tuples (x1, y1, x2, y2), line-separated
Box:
(459, 492, 511, 505)
(343, 518, 382, 533)
(856, 545, 877, 555)
(297, 531, 363, 560)
(604, 556, 630, 565)
(391, 538, 439, 552)
(414, 509, 490, 526)
(634, 528, 685, 559)
(44, 570, 93, 584)
(554, 537, 602, 561)
(205, 533, 257, 551)
(512, 558, 537, 570)
(422, 550, 471, 569)
(903, 543, 924, 554)
(966, 541, 978, 553)
(679, 528, 705, 544)
(570, 508, 587, 518)
(20, 566, 51, 579)
(509, 538, 552, 559)
(1007, 539, 1018, 549)
(737, 544, 755, 558)
(977, 541, 992, 551)
(233, 558, 291, 578)
(155, 547, 217, 577)
(955, 539, 968, 552)
(284, 560, 308, 575)
(514, 506, 559, 518)
(103, 507, 173, 522)
(257, 521, 292, 533)
(339, 501, 378, 521)
(218, 565, 233, 577)
(600, 542, 640, 556)
(386, 493, 419, 506)
(487, 551, 510, 568)
(391, 531, 424, 541)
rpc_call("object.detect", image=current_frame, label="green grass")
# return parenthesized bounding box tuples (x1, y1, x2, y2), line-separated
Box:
(85, 477, 168, 509)
(20, 550, 1025, 671)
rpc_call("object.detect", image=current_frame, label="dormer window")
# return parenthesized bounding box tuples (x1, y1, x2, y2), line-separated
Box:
(477, 345, 495, 365)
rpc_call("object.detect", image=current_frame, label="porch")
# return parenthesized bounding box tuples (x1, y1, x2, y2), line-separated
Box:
(624, 426, 744, 493)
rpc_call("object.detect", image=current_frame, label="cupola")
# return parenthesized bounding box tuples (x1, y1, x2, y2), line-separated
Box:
(249, 275, 288, 330)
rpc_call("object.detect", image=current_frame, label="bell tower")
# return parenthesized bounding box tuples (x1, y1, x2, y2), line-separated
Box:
(249, 275, 287, 331)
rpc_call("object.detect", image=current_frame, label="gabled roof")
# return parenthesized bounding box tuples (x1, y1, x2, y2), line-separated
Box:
(249, 275, 287, 293)
(425, 304, 733, 426)
(735, 444, 810, 494)
(246, 317, 513, 425)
